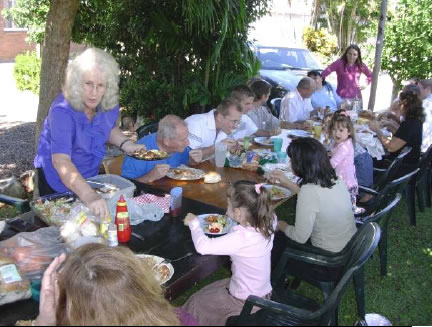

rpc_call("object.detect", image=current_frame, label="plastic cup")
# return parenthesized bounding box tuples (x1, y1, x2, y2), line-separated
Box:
(273, 138, 283, 153)
(170, 187, 183, 217)
(276, 151, 287, 164)
(30, 280, 42, 302)
(313, 123, 323, 138)
(243, 137, 250, 150)
(215, 143, 227, 168)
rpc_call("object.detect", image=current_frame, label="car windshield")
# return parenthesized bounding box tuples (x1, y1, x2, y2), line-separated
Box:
(256, 47, 321, 71)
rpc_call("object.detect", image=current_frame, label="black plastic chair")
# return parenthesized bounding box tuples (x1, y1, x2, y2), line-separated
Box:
(270, 98, 282, 118)
(373, 146, 412, 192)
(406, 144, 432, 225)
(136, 122, 159, 140)
(357, 193, 402, 276)
(226, 223, 381, 326)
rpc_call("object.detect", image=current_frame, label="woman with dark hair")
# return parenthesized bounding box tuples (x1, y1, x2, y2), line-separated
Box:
(269, 138, 356, 253)
(321, 44, 372, 102)
(307, 70, 341, 112)
(370, 89, 425, 177)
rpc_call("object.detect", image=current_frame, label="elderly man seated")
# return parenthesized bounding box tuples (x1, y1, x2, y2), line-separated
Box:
(185, 98, 242, 158)
(279, 77, 319, 129)
(121, 115, 202, 183)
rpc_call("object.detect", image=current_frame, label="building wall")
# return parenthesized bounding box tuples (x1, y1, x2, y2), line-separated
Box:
(0, 0, 36, 61)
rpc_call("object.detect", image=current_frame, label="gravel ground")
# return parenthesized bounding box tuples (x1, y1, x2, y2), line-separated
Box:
(0, 121, 36, 177)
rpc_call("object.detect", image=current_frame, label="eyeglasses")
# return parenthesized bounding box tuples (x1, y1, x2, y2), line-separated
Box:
(83, 81, 105, 93)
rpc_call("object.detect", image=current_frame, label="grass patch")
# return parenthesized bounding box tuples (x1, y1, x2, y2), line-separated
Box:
(173, 195, 432, 325)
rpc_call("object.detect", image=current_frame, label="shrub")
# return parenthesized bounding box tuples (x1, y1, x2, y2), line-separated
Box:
(303, 27, 338, 59)
(13, 52, 41, 94)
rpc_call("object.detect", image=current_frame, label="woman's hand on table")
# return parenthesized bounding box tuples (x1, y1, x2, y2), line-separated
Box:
(277, 220, 288, 233)
(184, 213, 197, 226)
(82, 192, 110, 219)
(122, 142, 146, 155)
(268, 170, 290, 186)
(35, 253, 67, 326)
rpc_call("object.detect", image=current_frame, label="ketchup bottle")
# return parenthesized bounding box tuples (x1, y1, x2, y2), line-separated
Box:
(115, 195, 131, 243)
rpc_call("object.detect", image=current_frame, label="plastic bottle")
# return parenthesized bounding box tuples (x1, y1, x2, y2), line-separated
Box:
(107, 223, 118, 247)
(115, 195, 131, 243)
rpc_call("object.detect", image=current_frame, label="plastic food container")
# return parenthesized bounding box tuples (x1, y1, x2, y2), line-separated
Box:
(30, 192, 77, 227)
(86, 174, 136, 200)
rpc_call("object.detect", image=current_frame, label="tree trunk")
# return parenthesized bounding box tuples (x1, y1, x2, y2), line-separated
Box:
(367, 0, 388, 111)
(35, 0, 80, 148)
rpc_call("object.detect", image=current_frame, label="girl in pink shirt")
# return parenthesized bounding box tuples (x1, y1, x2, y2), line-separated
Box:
(182, 181, 277, 326)
(330, 112, 358, 205)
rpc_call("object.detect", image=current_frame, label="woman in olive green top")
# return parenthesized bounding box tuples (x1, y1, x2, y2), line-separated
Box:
(270, 138, 356, 253)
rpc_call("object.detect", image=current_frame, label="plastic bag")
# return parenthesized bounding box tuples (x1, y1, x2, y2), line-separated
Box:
(107, 194, 164, 225)
(60, 203, 106, 249)
(0, 254, 31, 305)
(0, 227, 68, 280)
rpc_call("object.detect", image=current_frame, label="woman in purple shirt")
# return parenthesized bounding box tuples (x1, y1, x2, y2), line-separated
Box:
(321, 44, 372, 101)
(34, 48, 145, 219)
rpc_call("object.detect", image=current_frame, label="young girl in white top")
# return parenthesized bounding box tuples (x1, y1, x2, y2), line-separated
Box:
(329, 111, 358, 205)
(182, 181, 277, 326)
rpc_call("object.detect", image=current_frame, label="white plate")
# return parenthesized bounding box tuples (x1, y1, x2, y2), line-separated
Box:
(262, 163, 298, 182)
(254, 137, 274, 146)
(262, 184, 292, 201)
(286, 129, 312, 138)
(166, 166, 205, 181)
(197, 214, 237, 235)
(136, 254, 174, 285)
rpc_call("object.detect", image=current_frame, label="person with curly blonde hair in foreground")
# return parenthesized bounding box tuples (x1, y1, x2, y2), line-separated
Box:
(34, 244, 197, 326)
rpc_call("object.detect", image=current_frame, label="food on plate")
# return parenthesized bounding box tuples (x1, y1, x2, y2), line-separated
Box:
(131, 149, 169, 160)
(358, 110, 375, 120)
(139, 256, 172, 283)
(229, 144, 245, 156)
(204, 215, 229, 234)
(168, 167, 205, 180)
(269, 186, 286, 199)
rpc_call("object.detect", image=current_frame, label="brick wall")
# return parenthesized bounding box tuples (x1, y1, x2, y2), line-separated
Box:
(0, 1, 36, 61)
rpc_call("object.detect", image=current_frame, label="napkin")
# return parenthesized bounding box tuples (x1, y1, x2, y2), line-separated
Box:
(356, 133, 385, 160)
(133, 194, 171, 213)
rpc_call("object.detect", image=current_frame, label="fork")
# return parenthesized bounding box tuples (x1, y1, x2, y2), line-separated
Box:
(157, 252, 193, 266)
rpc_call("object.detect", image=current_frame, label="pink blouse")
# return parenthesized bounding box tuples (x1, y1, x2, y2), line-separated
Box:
(322, 58, 372, 99)
(330, 139, 358, 190)
(188, 217, 276, 301)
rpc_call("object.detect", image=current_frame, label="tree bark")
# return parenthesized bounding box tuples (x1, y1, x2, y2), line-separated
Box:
(367, 0, 388, 111)
(35, 0, 80, 147)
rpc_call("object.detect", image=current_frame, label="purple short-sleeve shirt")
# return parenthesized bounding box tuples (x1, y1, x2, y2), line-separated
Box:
(34, 93, 120, 193)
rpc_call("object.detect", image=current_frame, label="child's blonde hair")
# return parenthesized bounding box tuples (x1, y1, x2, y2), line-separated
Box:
(329, 110, 356, 144)
(227, 180, 275, 239)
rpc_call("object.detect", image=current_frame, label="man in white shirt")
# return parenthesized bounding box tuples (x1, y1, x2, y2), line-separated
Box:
(185, 99, 242, 158)
(229, 85, 258, 140)
(419, 79, 432, 153)
(280, 77, 319, 125)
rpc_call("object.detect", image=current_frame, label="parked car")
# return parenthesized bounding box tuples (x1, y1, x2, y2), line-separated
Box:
(253, 45, 323, 98)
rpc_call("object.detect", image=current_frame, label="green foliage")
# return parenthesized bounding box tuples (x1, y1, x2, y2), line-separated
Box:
(1, 0, 50, 44)
(382, 0, 432, 90)
(13, 52, 41, 94)
(72, 0, 269, 119)
(302, 27, 338, 58)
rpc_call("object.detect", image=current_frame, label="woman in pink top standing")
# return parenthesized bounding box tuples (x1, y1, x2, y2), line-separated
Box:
(322, 44, 372, 101)
(182, 181, 277, 326)
(329, 112, 358, 206)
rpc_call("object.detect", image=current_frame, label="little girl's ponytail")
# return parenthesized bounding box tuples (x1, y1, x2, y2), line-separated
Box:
(227, 181, 275, 239)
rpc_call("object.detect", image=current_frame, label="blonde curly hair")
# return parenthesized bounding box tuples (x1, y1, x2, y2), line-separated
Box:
(63, 48, 120, 112)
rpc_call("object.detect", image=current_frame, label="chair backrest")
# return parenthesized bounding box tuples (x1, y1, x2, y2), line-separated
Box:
(412, 144, 432, 182)
(102, 155, 124, 176)
(228, 223, 381, 326)
(375, 147, 412, 191)
(271, 98, 282, 118)
(360, 193, 402, 232)
(136, 122, 159, 140)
